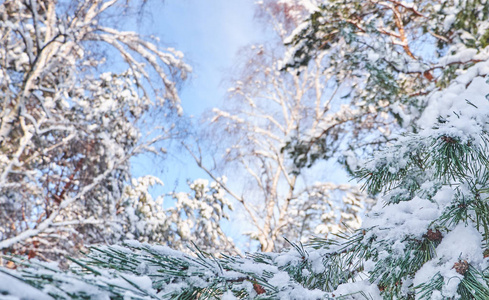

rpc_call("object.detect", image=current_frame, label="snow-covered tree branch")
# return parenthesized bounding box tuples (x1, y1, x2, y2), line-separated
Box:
(0, 0, 193, 261)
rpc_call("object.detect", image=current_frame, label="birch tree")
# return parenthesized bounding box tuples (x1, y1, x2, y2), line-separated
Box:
(188, 2, 378, 251)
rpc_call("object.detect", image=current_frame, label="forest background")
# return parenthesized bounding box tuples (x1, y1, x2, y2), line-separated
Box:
(3, 0, 489, 299)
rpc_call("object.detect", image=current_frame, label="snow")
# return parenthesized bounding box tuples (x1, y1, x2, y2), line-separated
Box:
(443, 14, 456, 32)
(308, 250, 326, 274)
(437, 223, 483, 265)
(413, 223, 484, 298)
(333, 280, 381, 299)
(439, 48, 478, 66)
(363, 191, 449, 242)
(0, 271, 54, 300)
(221, 290, 238, 300)
(269, 272, 291, 288)
(276, 286, 326, 300)
(418, 76, 489, 144)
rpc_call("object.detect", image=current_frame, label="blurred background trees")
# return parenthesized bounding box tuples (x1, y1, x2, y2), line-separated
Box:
(6, 0, 485, 265)
(0, 0, 225, 261)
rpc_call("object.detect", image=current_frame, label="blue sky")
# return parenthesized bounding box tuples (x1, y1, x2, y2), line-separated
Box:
(148, 0, 262, 116)
(131, 0, 263, 188)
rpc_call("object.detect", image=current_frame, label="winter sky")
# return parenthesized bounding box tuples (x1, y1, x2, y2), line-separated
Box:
(131, 0, 263, 186)
(154, 0, 262, 115)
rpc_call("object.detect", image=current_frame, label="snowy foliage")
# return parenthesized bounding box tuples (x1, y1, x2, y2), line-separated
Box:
(0, 0, 190, 261)
(120, 176, 236, 254)
(3, 0, 489, 299)
(281, 0, 489, 172)
(6, 49, 485, 299)
(1, 240, 331, 299)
